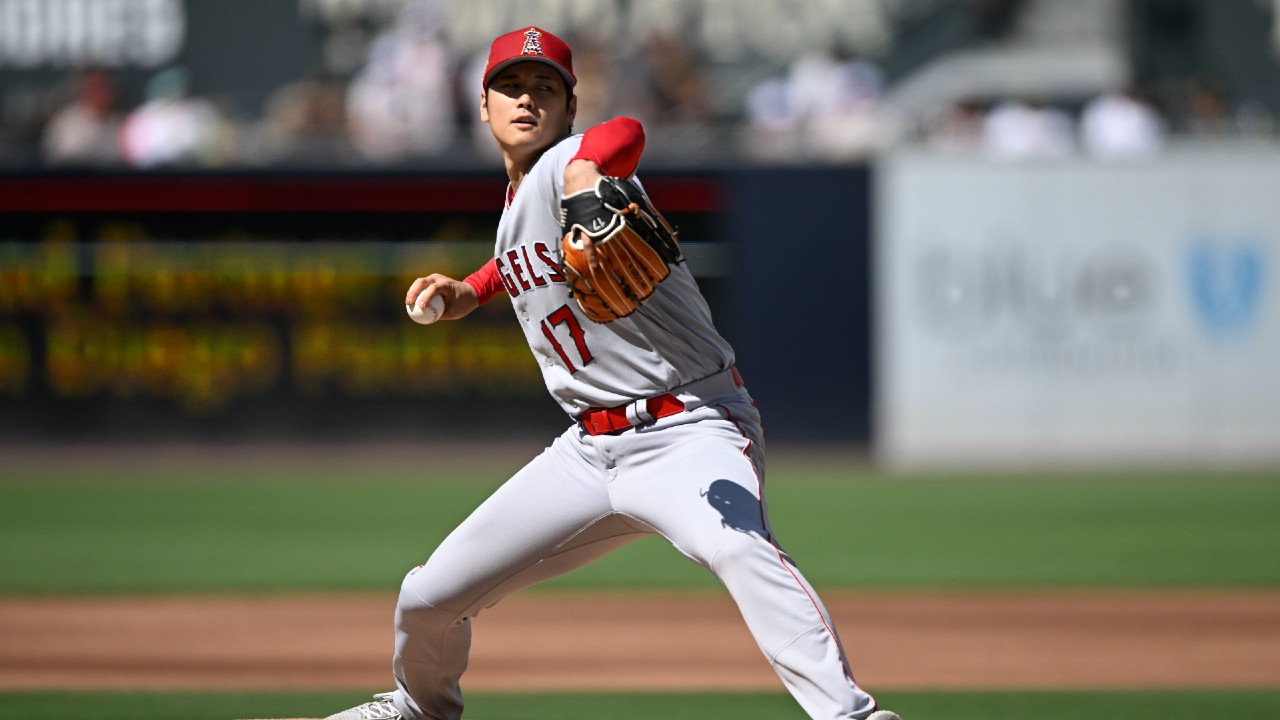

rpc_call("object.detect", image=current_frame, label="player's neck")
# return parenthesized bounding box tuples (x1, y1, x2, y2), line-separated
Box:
(501, 130, 572, 194)
(503, 156, 530, 194)
(500, 146, 544, 194)
(500, 143, 539, 192)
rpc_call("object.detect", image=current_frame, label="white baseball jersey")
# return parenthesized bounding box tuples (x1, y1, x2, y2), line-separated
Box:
(386, 131, 883, 720)
(492, 133, 735, 415)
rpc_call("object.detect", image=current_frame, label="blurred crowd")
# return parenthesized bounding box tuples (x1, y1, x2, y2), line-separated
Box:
(25, 13, 723, 169)
(16, 6, 1280, 170)
(919, 73, 1276, 161)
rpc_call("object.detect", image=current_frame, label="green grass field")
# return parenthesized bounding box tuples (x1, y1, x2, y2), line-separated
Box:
(2, 445, 1278, 719)
(3, 689, 1280, 720)
(2, 448, 1278, 593)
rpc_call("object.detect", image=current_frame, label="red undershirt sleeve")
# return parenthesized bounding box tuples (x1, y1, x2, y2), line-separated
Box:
(466, 119, 643, 306)
(464, 258, 505, 305)
(571, 116, 646, 178)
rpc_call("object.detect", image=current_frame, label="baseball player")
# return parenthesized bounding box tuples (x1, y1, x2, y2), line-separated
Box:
(326, 27, 901, 720)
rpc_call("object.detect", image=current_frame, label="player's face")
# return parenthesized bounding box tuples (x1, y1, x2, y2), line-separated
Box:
(481, 61, 576, 162)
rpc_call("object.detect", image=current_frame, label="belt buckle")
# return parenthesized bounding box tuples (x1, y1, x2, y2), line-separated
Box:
(626, 399, 655, 427)
(582, 392, 687, 437)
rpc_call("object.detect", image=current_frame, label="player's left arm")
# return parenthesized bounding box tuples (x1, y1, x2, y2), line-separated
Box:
(564, 117, 646, 273)
(565, 116, 645, 193)
(456, 119, 646, 309)
(559, 118, 683, 322)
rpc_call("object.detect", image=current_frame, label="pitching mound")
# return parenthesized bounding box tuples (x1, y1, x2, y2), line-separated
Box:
(4, 590, 1280, 691)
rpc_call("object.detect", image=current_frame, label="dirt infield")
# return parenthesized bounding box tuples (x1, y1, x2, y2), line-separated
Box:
(3, 590, 1279, 691)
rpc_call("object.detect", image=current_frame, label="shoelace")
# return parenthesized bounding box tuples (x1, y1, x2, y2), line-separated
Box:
(356, 701, 400, 720)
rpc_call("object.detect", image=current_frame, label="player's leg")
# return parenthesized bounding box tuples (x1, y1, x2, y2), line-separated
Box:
(607, 402, 880, 720)
(392, 430, 647, 720)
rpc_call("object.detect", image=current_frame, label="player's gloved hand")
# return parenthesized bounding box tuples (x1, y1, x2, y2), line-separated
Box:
(559, 176, 682, 323)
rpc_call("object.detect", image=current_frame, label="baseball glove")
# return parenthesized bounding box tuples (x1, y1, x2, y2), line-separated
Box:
(560, 176, 682, 323)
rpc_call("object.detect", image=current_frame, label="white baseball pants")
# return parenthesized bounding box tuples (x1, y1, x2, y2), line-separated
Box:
(390, 384, 878, 720)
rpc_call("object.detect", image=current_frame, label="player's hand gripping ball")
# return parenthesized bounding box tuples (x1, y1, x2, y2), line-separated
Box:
(406, 290, 446, 325)
(560, 176, 682, 323)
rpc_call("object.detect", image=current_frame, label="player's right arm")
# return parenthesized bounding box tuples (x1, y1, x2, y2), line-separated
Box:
(405, 271, 483, 321)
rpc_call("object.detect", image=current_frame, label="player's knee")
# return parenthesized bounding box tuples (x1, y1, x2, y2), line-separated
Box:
(707, 531, 778, 578)
(396, 572, 465, 635)
(399, 565, 451, 610)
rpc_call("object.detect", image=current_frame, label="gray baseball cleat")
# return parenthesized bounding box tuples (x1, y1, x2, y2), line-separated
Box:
(324, 692, 402, 720)
(867, 710, 903, 720)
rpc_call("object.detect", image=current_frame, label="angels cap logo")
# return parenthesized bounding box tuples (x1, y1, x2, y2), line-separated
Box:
(522, 28, 544, 56)
(482, 26, 576, 89)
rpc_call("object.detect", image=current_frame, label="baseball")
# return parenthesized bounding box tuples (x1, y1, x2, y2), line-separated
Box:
(406, 291, 445, 325)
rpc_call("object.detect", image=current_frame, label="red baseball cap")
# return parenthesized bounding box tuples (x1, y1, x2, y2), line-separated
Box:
(482, 26, 576, 90)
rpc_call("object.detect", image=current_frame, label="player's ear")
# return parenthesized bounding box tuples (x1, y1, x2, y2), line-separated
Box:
(567, 93, 577, 131)
(479, 89, 490, 123)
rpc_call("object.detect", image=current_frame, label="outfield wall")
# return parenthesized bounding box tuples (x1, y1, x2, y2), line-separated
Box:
(4, 153, 1278, 466)
(876, 149, 1280, 468)
(0, 173, 743, 443)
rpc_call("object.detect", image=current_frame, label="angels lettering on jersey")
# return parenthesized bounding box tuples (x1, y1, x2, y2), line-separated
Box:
(495, 241, 566, 298)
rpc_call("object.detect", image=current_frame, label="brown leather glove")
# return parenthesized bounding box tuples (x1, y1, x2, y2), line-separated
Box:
(559, 176, 682, 323)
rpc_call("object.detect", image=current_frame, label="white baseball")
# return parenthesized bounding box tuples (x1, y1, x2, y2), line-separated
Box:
(406, 290, 446, 325)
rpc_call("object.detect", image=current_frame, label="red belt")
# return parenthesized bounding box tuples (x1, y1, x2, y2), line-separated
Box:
(578, 367, 744, 437)
(579, 394, 686, 436)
